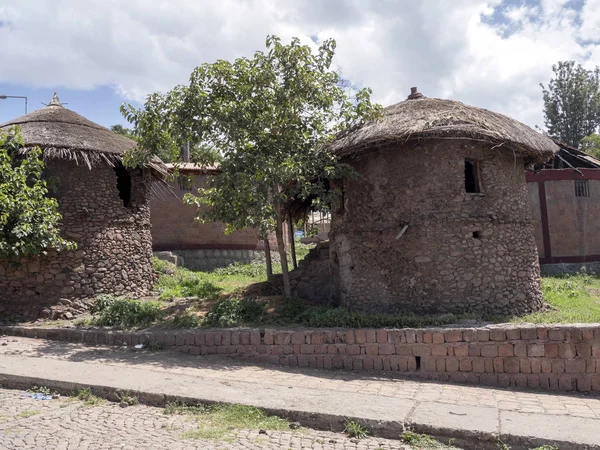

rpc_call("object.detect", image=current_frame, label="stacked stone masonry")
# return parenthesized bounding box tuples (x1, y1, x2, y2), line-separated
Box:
(0, 159, 155, 316)
(3, 324, 600, 393)
(330, 140, 544, 315)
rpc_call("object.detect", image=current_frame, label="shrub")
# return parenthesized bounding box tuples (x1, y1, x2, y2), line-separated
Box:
(171, 310, 202, 328)
(203, 297, 265, 327)
(344, 420, 369, 439)
(212, 262, 267, 278)
(154, 260, 222, 301)
(91, 295, 163, 329)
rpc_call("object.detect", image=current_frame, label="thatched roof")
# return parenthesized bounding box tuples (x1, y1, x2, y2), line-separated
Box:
(0, 93, 166, 174)
(331, 88, 559, 163)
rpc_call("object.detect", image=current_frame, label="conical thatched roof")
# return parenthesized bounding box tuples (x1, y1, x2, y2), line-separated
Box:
(0, 93, 166, 174)
(331, 88, 559, 163)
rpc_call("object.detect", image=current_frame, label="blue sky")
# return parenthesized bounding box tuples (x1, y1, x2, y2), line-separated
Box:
(1, 0, 599, 130)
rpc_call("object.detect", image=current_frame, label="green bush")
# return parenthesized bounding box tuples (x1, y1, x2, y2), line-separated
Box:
(212, 262, 267, 278)
(203, 297, 265, 327)
(154, 259, 222, 301)
(91, 295, 163, 329)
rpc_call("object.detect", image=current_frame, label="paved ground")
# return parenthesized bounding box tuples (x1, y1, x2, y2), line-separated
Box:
(0, 336, 599, 448)
(0, 388, 417, 450)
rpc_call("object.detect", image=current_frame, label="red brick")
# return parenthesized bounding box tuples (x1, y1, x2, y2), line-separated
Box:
(514, 343, 527, 357)
(373, 357, 383, 371)
(291, 332, 305, 345)
(565, 359, 586, 374)
(230, 331, 240, 345)
(520, 359, 532, 374)
(379, 344, 395, 355)
(527, 344, 545, 357)
(412, 344, 432, 356)
(586, 359, 596, 373)
(423, 331, 433, 343)
(577, 375, 592, 392)
(490, 329, 506, 341)
(593, 344, 600, 357)
(363, 357, 374, 370)
(240, 331, 250, 345)
(344, 330, 354, 345)
(548, 328, 566, 341)
(582, 328, 594, 340)
(435, 358, 446, 372)
(592, 374, 600, 391)
(327, 345, 338, 354)
(527, 374, 540, 389)
(388, 330, 403, 344)
(300, 345, 315, 354)
(454, 345, 468, 357)
(481, 345, 498, 358)
(347, 344, 360, 355)
(459, 359, 472, 372)
(576, 342, 592, 358)
(405, 330, 417, 343)
(250, 331, 261, 346)
(462, 330, 477, 342)
(352, 359, 363, 371)
(446, 358, 459, 372)
(520, 328, 538, 340)
(407, 357, 417, 371)
(444, 330, 463, 343)
(468, 345, 481, 357)
(540, 359, 552, 373)
(493, 358, 503, 373)
(504, 358, 520, 374)
(530, 359, 542, 373)
(432, 332, 444, 344)
(376, 330, 388, 344)
(545, 343, 558, 357)
(365, 329, 377, 343)
(415, 330, 425, 343)
(480, 373, 498, 385)
(559, 374, 575, 391)
(506, 329, 520, 340)
(558, 343, 576, 359)
(476, 330, 490, 341)
(552, 359, 565, 373)
(396, 345, 412, 356)
(355, 329, 367, 344)
(421, 357, 437, 372)
(472, 358, 485, 373)
(498, 344, 513, 357)
(431, 345, 447, 356)
(365, 344, 379, 355)
(263, 330, 274, 345)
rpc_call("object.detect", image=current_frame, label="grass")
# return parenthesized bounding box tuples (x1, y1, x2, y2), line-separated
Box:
(16, 410, 39, 419)
(164, 401, 290, 442)
(116, 391, 139, 406)
(344, 420, 370, 439)
(401, 431, 456, 449)
(515, 271, 600, 324)
(74, 388, 105, 406)
(91, 295, 164, 329)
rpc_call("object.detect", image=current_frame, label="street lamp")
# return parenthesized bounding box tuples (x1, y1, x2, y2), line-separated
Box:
(0, 95, 28, 114)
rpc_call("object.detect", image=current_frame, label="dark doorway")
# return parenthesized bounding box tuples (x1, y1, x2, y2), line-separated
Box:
(465, 160, 481, 193)
(114, 164, 131, 207)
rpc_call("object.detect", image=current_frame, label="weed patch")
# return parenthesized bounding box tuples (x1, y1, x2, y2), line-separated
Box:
(116, 391, 139, 406)
(91, 295, 163, 329)
(165, 402, 289, 441)
(344, 420, 369, 439)
(16, 410, 39, 419)
(74, 388, 104, 406)
(203, 298, 265, 327)
(401, 431, 454, 449)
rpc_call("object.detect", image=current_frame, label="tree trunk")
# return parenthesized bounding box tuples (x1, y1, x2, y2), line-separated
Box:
(275, 213, 291, 297)
(288, 209, 297, 270)
(263, 238, 273, 280)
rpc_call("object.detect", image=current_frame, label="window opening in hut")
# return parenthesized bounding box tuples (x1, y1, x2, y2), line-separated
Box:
(415, 356, 421, 371)
(472, 231, 481, 239)
(465, 160, 481, 193)
(114, 164, 132, 207)
(575, 180, 590, 198)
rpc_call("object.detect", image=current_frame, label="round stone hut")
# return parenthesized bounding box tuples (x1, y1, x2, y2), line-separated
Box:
(0, 94, 165, 318)
(328, 88, 559, 316)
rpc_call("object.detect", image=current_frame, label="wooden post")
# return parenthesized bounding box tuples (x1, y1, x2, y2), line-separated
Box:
(288, 209, 297, 270)
(263, 238, 273, 280)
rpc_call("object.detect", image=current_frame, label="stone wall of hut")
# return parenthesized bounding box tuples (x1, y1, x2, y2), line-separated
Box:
(329, 139, 544, 316)
(0, 159, 154, 318)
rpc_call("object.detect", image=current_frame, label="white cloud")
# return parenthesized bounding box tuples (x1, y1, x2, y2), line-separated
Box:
(1, 0, 599, 129)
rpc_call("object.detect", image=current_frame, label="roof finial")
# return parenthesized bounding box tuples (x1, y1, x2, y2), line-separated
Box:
(48, 92, 63, 107)
(407, 87, 424, 100)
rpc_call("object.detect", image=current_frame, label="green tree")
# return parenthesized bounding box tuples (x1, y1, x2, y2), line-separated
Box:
(110, 124, 136, 139)
(121, 35, 382, 296)
(581, 133, 600, 159)
(0, 127, 75, 258)
(541, 61, 600, 147)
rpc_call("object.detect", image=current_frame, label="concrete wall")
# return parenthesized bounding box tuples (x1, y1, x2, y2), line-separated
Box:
(330, 140, 543, 316)
(5, 323, 600, 394)
(526, 169, 600, 269)
(0, 159, 155, 318)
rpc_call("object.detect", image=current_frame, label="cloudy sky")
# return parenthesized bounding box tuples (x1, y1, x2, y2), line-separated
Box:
(0, 0, 599, 130)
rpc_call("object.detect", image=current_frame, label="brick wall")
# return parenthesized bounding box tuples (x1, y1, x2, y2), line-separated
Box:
(4, 324, 600, 393)
(527, 169, 600, 265)
(150, 175, 264, 251)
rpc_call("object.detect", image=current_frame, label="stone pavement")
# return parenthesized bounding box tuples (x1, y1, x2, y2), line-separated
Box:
(0, 388, 414, 450)
(0, 336, 599, 448)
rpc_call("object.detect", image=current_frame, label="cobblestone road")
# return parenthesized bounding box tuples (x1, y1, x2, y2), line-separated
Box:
(0, 388, 428, 450)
